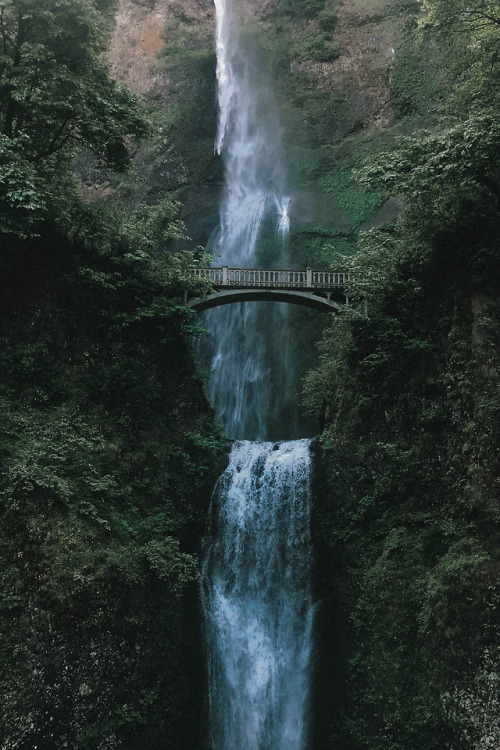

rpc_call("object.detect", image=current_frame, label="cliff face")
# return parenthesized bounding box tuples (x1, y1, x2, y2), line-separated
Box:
(97, 0, 416, 249)
(109, 0, 214, 100)
(289, 1, 395, 130)
(80, 0, 217, 222)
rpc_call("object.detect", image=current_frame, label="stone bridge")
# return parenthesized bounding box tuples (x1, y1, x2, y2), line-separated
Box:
(187, 267, 350, 313)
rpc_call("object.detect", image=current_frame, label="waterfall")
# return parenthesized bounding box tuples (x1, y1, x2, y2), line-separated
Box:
(200, 3, 315, 748)
(200, 0, 297, 441)
(202, 441, 314, 750)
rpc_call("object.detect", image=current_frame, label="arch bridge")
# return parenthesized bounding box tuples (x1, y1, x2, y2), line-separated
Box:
(186, 267, 350, 313)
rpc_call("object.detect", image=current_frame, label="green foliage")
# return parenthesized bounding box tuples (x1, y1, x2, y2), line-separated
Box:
(389, 19, 445, 120)
(0, 0, 148, 239)
(270, 1, 339, 64)
(292, 32, 340, 62)
(317, 9, 338, 32)
(290, 227, 359, 268)
(319, 170, 384, 228)
(0, 192, 227, 745)
(160, 18, 212, 62)
(0, 0, 147, 167)
(419, 0, 500, 33)
(317, 141, 387, 228)
(0, 135, 44, 234)
(275, 0, 328, 20)
(308, 7, 500, 748)
(0, 23, 224, 735)
(356, 116, 500, 206)
(418, 0, 500, 113)
(141, 49, 217, 203)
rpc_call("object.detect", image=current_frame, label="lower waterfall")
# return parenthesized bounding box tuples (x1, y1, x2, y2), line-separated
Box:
(201, 440, 314, 750)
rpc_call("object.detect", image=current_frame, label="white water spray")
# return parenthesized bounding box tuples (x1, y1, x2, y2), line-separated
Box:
(201, 0, 296, 441)
(202, 441, 314, 750)
(277, 196, 291, 235)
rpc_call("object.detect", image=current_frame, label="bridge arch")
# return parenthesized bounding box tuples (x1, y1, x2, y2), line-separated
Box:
(187, 288, 343, 313)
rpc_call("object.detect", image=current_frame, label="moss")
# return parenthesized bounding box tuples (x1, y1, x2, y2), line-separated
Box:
(274, 0, 328, 21)
(292, 32, 340, 63)
(159, 17, 212, 62)
(389, 23, 446, 122)
(318, 169, 384, 228)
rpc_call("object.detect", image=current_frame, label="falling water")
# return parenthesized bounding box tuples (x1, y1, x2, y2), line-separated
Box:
(201, 1, 315, 748)
(202, 441, 314, 750)
(201, 0, 296, 441)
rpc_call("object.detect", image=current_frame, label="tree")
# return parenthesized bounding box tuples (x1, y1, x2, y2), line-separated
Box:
(0, 0, 147, 166)
(419, 0, 500, 29)
(0, 0, 148, 235)
(418, 0, 500, 114)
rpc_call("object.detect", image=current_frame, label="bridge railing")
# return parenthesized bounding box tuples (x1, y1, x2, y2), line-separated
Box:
(191, 267, 348, 289)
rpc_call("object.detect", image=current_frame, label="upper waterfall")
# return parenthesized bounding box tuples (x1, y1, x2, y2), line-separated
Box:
(211, 0, 290, 268)
(199, 0, 299, 441)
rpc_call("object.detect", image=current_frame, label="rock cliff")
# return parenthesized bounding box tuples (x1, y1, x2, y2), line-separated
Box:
(97, 0, 419, 252)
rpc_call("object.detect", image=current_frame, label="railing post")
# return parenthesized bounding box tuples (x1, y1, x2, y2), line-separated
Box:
(306, 267, 312, 287)
(222, 266, 228, 286)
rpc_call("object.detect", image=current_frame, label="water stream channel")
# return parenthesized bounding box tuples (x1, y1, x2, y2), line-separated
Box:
(200, 1, 315, 748)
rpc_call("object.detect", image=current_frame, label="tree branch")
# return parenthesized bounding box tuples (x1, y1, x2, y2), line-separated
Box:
(30, 120, 73, 161)
(0, 6, 15, 57)
(465, 9, 500, 26)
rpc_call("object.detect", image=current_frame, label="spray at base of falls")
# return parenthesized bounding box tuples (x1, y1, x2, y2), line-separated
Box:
(202, 440, 314, 750)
